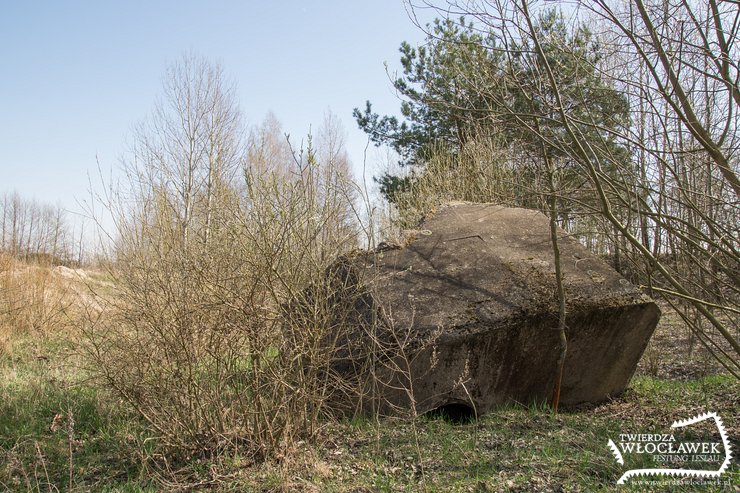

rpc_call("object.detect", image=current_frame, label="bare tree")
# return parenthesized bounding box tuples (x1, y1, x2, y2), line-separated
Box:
(85, 54, 368, 459)
(0, 191, 73, 264)
(128, 53, 242, 250)
(403, 0, 739, 374)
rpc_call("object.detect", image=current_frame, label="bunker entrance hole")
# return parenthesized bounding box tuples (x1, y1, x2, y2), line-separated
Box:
(424, 402, 476, 424)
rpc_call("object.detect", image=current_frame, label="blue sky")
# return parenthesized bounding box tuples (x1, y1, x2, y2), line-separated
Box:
(0, 1, 433, 225)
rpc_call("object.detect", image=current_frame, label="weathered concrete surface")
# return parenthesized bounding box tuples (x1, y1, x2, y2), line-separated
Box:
(323, 202, 660, 416)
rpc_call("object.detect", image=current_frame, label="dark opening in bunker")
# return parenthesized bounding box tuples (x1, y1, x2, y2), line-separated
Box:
(424, 402, 476, 424)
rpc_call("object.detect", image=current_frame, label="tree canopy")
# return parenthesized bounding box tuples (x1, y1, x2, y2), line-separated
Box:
(355, 9, 630, 204)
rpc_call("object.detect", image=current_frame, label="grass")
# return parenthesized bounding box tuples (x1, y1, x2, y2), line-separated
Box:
(298, 375, 736, 492)
(1, 332, 736, 492)
(0, 337, 152, 492)
(0, 264, 737, 491)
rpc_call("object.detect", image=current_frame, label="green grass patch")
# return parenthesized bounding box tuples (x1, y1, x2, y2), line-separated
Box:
(0, 336, 151, 492)
(1, 332, 737, 492)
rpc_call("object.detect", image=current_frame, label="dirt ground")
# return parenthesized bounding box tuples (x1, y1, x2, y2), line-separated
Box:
(635, 301, 738, 380)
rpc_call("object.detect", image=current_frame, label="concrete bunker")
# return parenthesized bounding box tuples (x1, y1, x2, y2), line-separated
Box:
(313, 203, 661, 417)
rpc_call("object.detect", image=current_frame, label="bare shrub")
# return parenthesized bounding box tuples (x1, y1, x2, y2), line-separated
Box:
(82, 54, 363, 460)
(390, 136, 516, 228)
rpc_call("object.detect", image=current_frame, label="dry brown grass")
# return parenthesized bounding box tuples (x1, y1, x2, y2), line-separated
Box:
(0, 253, 78, 355)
